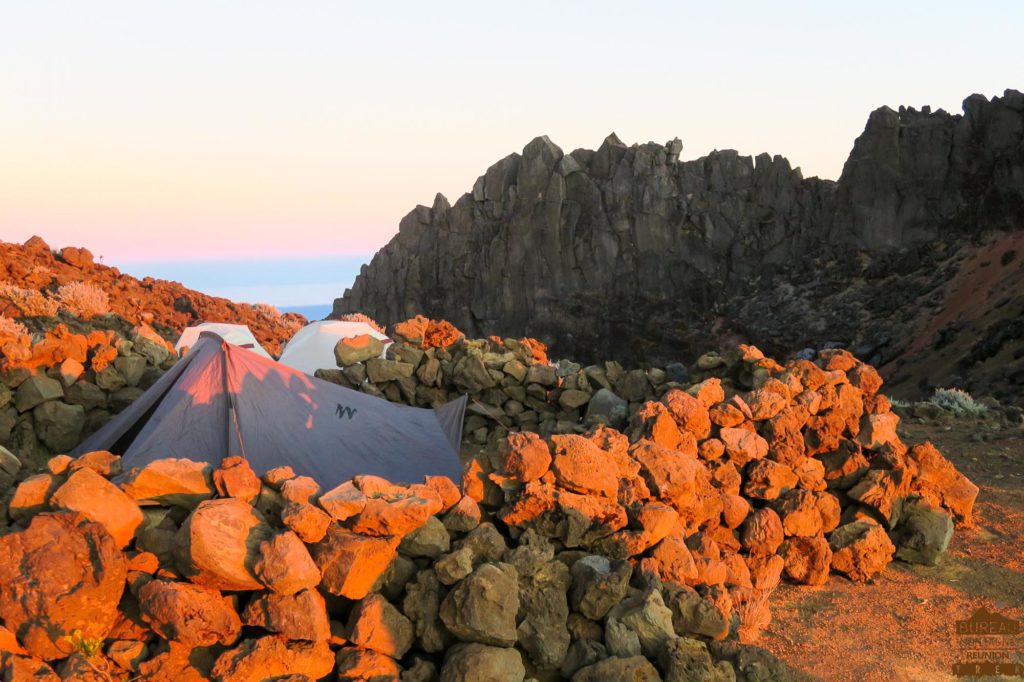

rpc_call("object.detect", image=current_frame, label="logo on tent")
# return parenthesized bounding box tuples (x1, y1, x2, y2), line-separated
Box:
(336, 404, 358, 420)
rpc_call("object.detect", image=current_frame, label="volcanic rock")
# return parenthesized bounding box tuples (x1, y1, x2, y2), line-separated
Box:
(0, 512, 126, 660)
(441, 643, 526, 682)
(439, 562, 520, 646)
(829, 520, 896, 581)
(121, 458, 214, 508)
(138, 579, 242, 647)
(49, 467, 143, 548)
(174, 498, 275, 591)
(310, 526, 399, 599)
(347, 592, 415, 658)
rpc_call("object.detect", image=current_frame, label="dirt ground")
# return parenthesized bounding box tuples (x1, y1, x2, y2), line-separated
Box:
(760, 418, 1024, 682)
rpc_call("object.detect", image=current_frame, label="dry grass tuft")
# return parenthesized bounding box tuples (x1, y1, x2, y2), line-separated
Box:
(0, 282, 60, 317)
(339, 312, 386, 335)
(253, 302, 281, 319)
(56, 281, 110, 318)
(0, 314, 28, 338)
(736, 569, 781, 643)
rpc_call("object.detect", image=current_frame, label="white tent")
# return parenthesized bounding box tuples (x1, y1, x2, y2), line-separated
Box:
(175, 322, 272, 359)
(278, 320, 391, 376)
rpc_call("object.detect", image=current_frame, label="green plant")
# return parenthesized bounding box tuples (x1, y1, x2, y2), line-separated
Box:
(930, 387, 987, 416)
(61, 630, 114, 681)
(62, 629, 104, 658)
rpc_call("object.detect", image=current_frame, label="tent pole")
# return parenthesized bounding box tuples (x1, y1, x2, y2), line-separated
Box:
(222, 342, 248, 461)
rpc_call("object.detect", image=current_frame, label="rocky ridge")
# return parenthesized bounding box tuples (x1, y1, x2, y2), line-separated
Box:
(1, 236, 305, 356)
(334, 89, 1024, 403)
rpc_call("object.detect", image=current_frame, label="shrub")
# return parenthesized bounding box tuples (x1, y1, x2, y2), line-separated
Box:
(339, 312, 386, 335)
(253, 302, 281, 319)
(0, 282, 60, 317)
(56, 281, 110, 318)
(0, 314, 28, 338)
(930, 387, 987, 416)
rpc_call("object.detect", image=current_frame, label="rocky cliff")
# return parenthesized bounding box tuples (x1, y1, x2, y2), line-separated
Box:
(334, 89, 1024, 401)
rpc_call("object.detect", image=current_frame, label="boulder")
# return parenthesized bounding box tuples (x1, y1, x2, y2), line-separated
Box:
(49, 467, 143, 548)
(318, 479, 367, 521)
(570, 555, 633, 620)
(662, 389, 712, 439)
(400, 515, 451, 558)
(505, 535, 571, 670)
(347, 592, 415, 658)
(892, 498, 954, 566)
(742, 459, 798, 500)
(907, 441, 980, 525)
(779, 536, 833, 585)
(607, 589, 676, 659)
(335, 334, 385, 366)
(366, 357, 415, 383)
(829, 520, 896, 581)
(335, 646, 402, 680)
(663, 584, 729, 640)
(138, 579, 242, 647)
(648, 536, 699, 586)
(310, 526, 399, 599)
(586, 388, 628, 428)
(0, 512, 126, 660)
(439, 562, 519, 646)
(211, 636, 334, 681)
(550, 434, 619, 498)
(212, 456, 261, 503)
(242, 588, 330, 641)
(497, 431, 552, 483)
(32, 400, 85, 452)
(444, 495, 482, 533)
(0, 444, 21, 489)
(68, 449, 121, 477)
(571, 656, 662, 681)
(280, 501, 332, 544)
(253, 530, 321, 595)
(8, 472, 59, 522)
(403, 568, 449, 653)
(441, 643, 526, 682)
(740, 508, 784, 556)
(660, 636, 733, 682)
(14, 375, 63, 412)
(350, 495, 436, 538)
(120, 458, 214, 508)
(174, 498, 276, 591)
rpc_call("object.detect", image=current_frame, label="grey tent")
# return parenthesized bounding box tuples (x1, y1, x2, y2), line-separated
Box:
(72, 332, 466, 489)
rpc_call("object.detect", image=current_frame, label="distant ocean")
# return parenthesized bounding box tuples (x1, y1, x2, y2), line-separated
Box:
(282, 303, 333, 320)
(116, 256, 369, 322)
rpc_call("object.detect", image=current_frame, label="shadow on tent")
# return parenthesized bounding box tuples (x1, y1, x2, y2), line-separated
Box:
(72, 332, 467, 490)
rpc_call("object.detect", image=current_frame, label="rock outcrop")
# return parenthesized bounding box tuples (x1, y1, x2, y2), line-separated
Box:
(335, 90, 1024, 402)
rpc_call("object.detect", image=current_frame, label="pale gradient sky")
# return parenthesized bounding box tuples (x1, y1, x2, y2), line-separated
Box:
(1, 2, 1021, 304)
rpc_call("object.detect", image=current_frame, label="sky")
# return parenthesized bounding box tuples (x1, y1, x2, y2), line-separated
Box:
(1, 1, 1021, 306)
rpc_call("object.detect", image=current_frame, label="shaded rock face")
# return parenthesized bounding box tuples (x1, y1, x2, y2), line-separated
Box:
(335, 90, 1024, 375)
